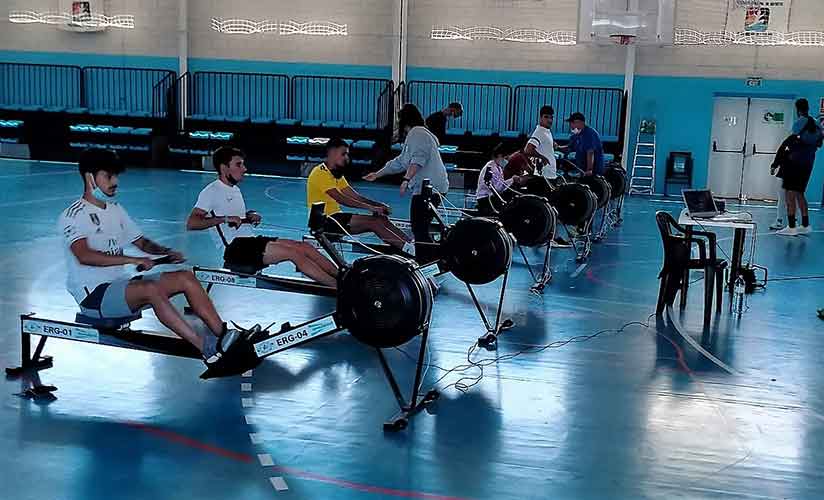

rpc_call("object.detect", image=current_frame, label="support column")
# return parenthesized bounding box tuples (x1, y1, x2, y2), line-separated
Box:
(621, 43, 636, 172)
(391, 0, 408, 87)
(177, 0, 188, 127)
(621, 0, 640, 172)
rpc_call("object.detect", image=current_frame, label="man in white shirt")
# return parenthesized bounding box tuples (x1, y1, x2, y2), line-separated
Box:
(58, 148, 242, 369)
(186, 147, 339, 288)
(523, 105, 559, 180)
(521, 105, 571, 247)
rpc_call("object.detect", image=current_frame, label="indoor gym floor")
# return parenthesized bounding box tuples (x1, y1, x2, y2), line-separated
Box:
(1, 158, 823, 500)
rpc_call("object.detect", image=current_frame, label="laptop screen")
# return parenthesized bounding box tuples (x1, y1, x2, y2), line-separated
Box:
(683, 190, 717, 215)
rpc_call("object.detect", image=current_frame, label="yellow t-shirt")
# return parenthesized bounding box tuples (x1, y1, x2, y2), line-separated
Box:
(306, 163, 351, 215)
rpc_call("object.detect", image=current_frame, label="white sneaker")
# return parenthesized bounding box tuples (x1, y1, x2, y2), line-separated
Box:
(769, 221, 785, 230)
(797, 225, 812, 235)
(776, 226, 799, 236)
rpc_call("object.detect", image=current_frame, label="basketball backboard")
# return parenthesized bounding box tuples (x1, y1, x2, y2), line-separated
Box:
(578, 0, 675, 46)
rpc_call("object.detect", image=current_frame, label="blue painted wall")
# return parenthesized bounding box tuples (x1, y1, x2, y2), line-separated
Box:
(630, 75, 824, 202)
(0, 50, 178, 72)
(2, 51, 823, 201)
(188, 58, 390, 79)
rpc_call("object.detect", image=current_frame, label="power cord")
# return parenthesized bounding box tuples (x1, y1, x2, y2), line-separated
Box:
(394, 313, 658, 395)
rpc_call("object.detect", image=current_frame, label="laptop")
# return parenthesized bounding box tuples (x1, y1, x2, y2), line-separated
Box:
(682, 189, 720, 218)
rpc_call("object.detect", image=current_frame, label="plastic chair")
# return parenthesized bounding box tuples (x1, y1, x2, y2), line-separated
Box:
(655, 211, 727, 327)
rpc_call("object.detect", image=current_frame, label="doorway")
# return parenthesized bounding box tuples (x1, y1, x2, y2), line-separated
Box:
(708, 97, 793, 201)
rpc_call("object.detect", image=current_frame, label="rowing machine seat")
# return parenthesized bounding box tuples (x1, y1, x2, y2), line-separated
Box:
(75, 312, 142, 330)
(224, 261, 262, 276)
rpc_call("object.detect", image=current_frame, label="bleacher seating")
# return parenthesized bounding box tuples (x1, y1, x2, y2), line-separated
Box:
(1, 60, 626, 170)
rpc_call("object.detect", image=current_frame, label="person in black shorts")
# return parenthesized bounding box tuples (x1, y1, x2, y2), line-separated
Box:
(777, 99, 823, 236)
(306, 138, 414, 255)
(187, 147, 339, 288)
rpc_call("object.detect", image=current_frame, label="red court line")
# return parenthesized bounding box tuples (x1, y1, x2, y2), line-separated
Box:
(124, 421, 472, 500)
(124, 421, 254, 463)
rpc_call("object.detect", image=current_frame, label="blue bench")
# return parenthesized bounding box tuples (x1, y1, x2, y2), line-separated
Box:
(351, 140, 375, 150)
(188, 130, 233, 141)
(0, 120, 23, 128)
(0, 104, 42, 112)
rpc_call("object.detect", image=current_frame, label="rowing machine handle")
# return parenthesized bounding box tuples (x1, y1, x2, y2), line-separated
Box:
(421, 179, 433, 202)
(137, 255, 176, 272)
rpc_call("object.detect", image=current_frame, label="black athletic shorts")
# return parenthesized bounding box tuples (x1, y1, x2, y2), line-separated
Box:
(323, 212, 353, 235)
(223, 236, 279, 274)
(782, 163, 814, 193)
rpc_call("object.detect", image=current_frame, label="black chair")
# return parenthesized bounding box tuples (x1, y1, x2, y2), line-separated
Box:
(655, 211, 727, 327)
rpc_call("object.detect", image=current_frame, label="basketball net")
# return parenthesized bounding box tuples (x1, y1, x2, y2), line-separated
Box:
(609, 34, 636, 46)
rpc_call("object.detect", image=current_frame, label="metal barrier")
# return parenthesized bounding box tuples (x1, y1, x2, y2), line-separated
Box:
(405, 81, 512, 133)
(82, 67, 175, 115)
(190, 71, 290, 121)
(377, 81, 396, 131)
(512, 85, 623, 139)
(151, 72, 177, 119)
(0, 62, 82, 109)
(292, 76, 393, 128)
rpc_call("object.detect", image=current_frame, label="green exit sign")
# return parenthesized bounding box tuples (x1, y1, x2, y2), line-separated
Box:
(746, 77, 763, 87)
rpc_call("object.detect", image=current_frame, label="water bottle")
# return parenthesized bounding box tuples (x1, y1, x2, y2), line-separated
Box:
(733, 275, 746, 314)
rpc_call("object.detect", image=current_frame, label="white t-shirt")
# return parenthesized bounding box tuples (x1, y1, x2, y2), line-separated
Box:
(194, 179, 254, 249)
(58, 199, 143, 304)
(527, 125, 557, 179)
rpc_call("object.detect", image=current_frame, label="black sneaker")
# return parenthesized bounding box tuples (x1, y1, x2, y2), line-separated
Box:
(204, 328, 242, 366)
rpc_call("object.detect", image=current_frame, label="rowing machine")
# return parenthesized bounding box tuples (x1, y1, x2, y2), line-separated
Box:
(7, 210, 442, 431)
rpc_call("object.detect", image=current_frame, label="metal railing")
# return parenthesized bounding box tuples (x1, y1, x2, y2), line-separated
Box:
(82, 66, 175, 114)
(405, 80, 512, 133)
(190, 71, 290, 121)
(151, 71, 177, 118)
(0, 62, 82, 108)
(512, 85, 624, 139)
(291, 76, 393, 128)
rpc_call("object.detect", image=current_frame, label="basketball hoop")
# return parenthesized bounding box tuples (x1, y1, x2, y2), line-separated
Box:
(610, 34, 637, 46)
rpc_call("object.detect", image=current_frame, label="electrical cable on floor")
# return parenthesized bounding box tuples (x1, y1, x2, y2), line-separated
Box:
(394, 313, 658, 395)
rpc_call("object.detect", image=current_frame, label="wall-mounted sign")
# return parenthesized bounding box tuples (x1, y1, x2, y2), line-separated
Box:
(746, 77, 763, 87)
(762, 110, 785, 125)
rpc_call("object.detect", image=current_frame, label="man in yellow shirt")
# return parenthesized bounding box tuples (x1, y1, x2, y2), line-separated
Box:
(307, 138, 414, 255)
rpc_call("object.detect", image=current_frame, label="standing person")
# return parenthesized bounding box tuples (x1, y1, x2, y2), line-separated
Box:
(425, 102, 463, 144)
(769, 184, 788, 230)
(566, 112, 605, 177)
(306, 137, 415, 255)
(770, 136, 792, 230)
(777, 98, 823, 236)
(523, 105, 559, 181)
(521, 105, 571, 247)
(59, 148, 243, 370)
(187, 147, 340, 288)
(364, 104, 449, 263)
